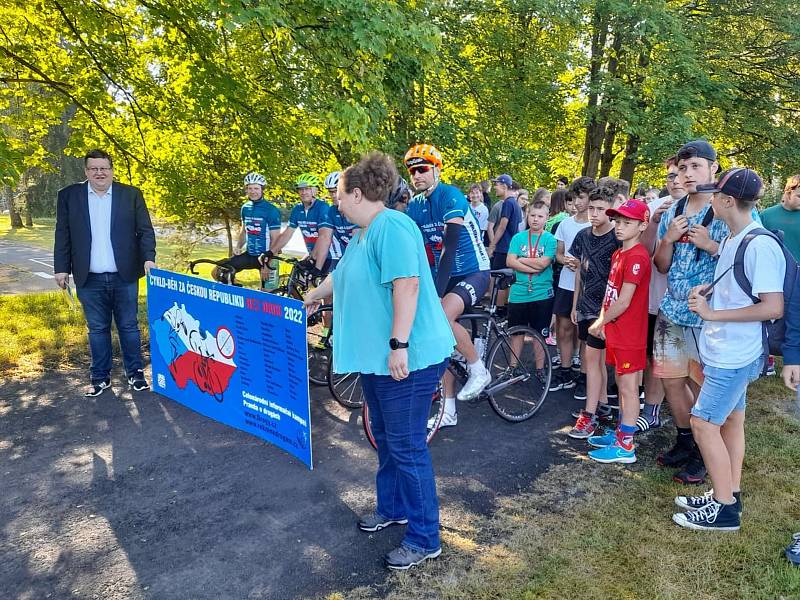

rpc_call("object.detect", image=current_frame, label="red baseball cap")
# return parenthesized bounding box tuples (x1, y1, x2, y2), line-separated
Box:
(606, 199, 650, 223)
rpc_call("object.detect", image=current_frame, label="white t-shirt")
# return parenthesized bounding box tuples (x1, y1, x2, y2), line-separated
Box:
(471, 202, 489, 232)
(648, 196, 672, 314)
(554, 215, 591, 291)
(700, 221, 786, 369)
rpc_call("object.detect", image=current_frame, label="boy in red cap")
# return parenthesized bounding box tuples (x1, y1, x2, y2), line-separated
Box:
(586, 199, 651, 463)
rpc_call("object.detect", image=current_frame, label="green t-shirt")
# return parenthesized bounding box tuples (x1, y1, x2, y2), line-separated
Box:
(507, 229, 557, 303)
(546, 211, 568, 233)
(331, 209, 455, 376)
(760, 204, 800, 262)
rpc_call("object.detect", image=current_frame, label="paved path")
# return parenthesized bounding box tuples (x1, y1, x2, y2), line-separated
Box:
(0, 240, 57, 295)
(0, 372, 574, 599)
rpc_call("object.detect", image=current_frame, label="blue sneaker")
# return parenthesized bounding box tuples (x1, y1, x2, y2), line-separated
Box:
(588, 441, 636, 464)
(587, 430, 616, 448)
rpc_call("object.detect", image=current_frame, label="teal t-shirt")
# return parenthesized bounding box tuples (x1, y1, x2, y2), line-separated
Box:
(332, 209, 455, 376)
(507, 229, 557, 303)
(760, 204, 800, 262)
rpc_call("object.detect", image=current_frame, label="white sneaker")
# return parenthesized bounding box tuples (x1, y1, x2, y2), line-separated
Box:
(428, 411, 457, 430)
(457, 367, 492, 401)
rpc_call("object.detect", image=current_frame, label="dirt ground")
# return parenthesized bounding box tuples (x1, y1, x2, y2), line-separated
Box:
(0, 370, 572, 599)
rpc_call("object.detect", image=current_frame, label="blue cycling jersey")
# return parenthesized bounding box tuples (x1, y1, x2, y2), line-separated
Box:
(288, 199, 331, 254)
(406, 182, 490, 277)
(321, 204, 357, 260)
(241, 199, 281, 256)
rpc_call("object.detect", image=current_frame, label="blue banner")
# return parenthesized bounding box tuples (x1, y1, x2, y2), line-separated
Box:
(147, 268, 312, 469)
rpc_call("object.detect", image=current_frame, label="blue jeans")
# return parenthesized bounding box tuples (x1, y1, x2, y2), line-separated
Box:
(76, 272, 143, 383)
(692, 357, 764, 426)
(360, 360, 448, 553)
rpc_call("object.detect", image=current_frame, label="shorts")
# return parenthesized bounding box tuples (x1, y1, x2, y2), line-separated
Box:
(691, 357, 763, 425)
(490, 251, 508, 271)
(218, 253, 262, 273)
(606, 345, 646, 375)
(646, 313, 657, 358)
(445, 271, 490, 309)
(577, 319, 605, 350)
(553, 287, 574, 318)
(651, 311, 703, 383)
(508, 298, 554, 337)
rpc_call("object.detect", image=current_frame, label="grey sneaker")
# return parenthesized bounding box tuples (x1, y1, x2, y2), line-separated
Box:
(384, 544, 442, 570)
(357, 511, 408, 532)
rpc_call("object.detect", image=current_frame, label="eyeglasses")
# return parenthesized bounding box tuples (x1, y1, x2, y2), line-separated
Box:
(408, 165, 433, 176)
(86, 167, 112, 173)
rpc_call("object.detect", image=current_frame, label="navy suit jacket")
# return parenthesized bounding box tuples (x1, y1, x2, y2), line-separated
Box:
(54, 181, 157, 287)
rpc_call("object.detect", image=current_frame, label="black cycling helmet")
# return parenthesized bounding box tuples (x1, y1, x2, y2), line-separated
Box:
(386, 178, 412, 209)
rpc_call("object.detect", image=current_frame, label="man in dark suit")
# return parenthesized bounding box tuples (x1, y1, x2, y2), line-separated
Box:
(54, 149, 157, 396)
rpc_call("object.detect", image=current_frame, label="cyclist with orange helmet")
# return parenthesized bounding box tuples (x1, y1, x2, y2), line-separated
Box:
(404, 143, 492, 427)
(273, 173, 332, 273)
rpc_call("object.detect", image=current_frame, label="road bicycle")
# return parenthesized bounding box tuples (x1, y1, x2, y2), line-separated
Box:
(346, 268, 553, 450)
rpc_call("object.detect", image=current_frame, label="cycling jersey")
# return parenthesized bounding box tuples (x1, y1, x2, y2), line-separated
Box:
(321, 204, 357, 260)
(241, 199, 281, 256)
(406, 182, 490, 277)
(288, 199, 331, 254)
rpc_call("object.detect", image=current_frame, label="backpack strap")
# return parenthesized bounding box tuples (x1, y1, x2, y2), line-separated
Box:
(732, 227, 778, 303)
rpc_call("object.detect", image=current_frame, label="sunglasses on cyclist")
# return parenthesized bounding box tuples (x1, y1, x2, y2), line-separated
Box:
(408, 165, 434, 176)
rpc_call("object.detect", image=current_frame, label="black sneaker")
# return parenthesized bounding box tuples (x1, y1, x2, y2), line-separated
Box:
(573, 375, 587, 401)
(674, 451, 707, 485)
(672, 498, 740, 531)
(549, 368, 574, 392)
(127, 370, 150, 392)
(384, 544, 441, 570)
(657, 440, 694, 467)
(675, 490, 742, 513)
(357, 511, 408, 532)
(85, 379, 111, 397)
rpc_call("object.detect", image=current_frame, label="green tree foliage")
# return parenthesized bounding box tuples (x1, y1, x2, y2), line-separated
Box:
(1, 0, 799, 229)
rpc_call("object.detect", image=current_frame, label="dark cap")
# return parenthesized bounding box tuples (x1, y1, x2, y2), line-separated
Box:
(491, 174, 513, 187)
(677, 140, 717, 162)
(695, 168, 763, 201)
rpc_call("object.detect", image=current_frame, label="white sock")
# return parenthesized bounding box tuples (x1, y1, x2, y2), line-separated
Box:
(444, 396, 457, 416)
(468, 359, 485, 373)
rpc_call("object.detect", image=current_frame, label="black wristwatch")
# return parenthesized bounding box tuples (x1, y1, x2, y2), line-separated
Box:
(389, 338, 409, 350)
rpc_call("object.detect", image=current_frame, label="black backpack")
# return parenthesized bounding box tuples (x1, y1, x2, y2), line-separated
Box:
(674, 195, 715, 261)
(731, 228, 799, 357)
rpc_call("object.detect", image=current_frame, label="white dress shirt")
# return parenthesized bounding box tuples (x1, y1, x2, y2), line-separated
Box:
(87, 183, 119, 273)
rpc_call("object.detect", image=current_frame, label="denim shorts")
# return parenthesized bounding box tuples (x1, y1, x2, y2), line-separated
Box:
(691, 357, 764, 426)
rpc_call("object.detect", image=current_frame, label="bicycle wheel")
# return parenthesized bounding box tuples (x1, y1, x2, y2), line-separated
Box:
(485, 325, 551, 421)
(328, 369, 365, 409)
(363, 383, 444, 451)
(306, 307, 332, 386)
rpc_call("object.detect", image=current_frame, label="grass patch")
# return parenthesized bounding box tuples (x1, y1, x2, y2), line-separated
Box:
(338, 376, 800, 600)
(0, 215, 57, 250)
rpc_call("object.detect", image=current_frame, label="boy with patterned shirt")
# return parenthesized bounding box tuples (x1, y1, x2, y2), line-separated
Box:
(567, 185, 620, 438)
(586, 199, 651, 464)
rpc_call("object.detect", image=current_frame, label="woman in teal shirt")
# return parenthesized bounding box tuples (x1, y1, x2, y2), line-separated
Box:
(304, 152, 454, 570)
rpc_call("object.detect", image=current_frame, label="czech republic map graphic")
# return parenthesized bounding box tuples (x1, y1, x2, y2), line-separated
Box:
(152, 303, 238, 402)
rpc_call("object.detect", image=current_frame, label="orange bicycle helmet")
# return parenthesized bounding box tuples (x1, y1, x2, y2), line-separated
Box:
(404, 144, 443, 169)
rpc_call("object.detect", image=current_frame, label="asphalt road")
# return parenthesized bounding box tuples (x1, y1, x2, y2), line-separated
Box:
(0, 240, 57, 295)
(0, 371, 574, 599)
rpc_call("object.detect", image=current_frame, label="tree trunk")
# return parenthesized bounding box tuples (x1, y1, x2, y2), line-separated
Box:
(23, 194, 33, 227)
(619, 133, 640, 185)
(581, 9, 609, 178)
(599, 121, 618, 178)
(9, 195, 23, 228)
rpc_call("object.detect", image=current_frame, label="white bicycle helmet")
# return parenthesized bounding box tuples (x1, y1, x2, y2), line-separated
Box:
(324, 171, 341, 190)
(243, 172, 267, 187)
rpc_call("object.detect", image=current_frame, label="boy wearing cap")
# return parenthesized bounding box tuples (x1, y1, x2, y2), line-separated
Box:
(652, 140, 722, 485)
(585, 199, 651, 463)
(672, 168, 785, 531)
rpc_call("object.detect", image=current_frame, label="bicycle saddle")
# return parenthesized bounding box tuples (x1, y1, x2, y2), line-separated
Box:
(490, 268, 515, 290)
